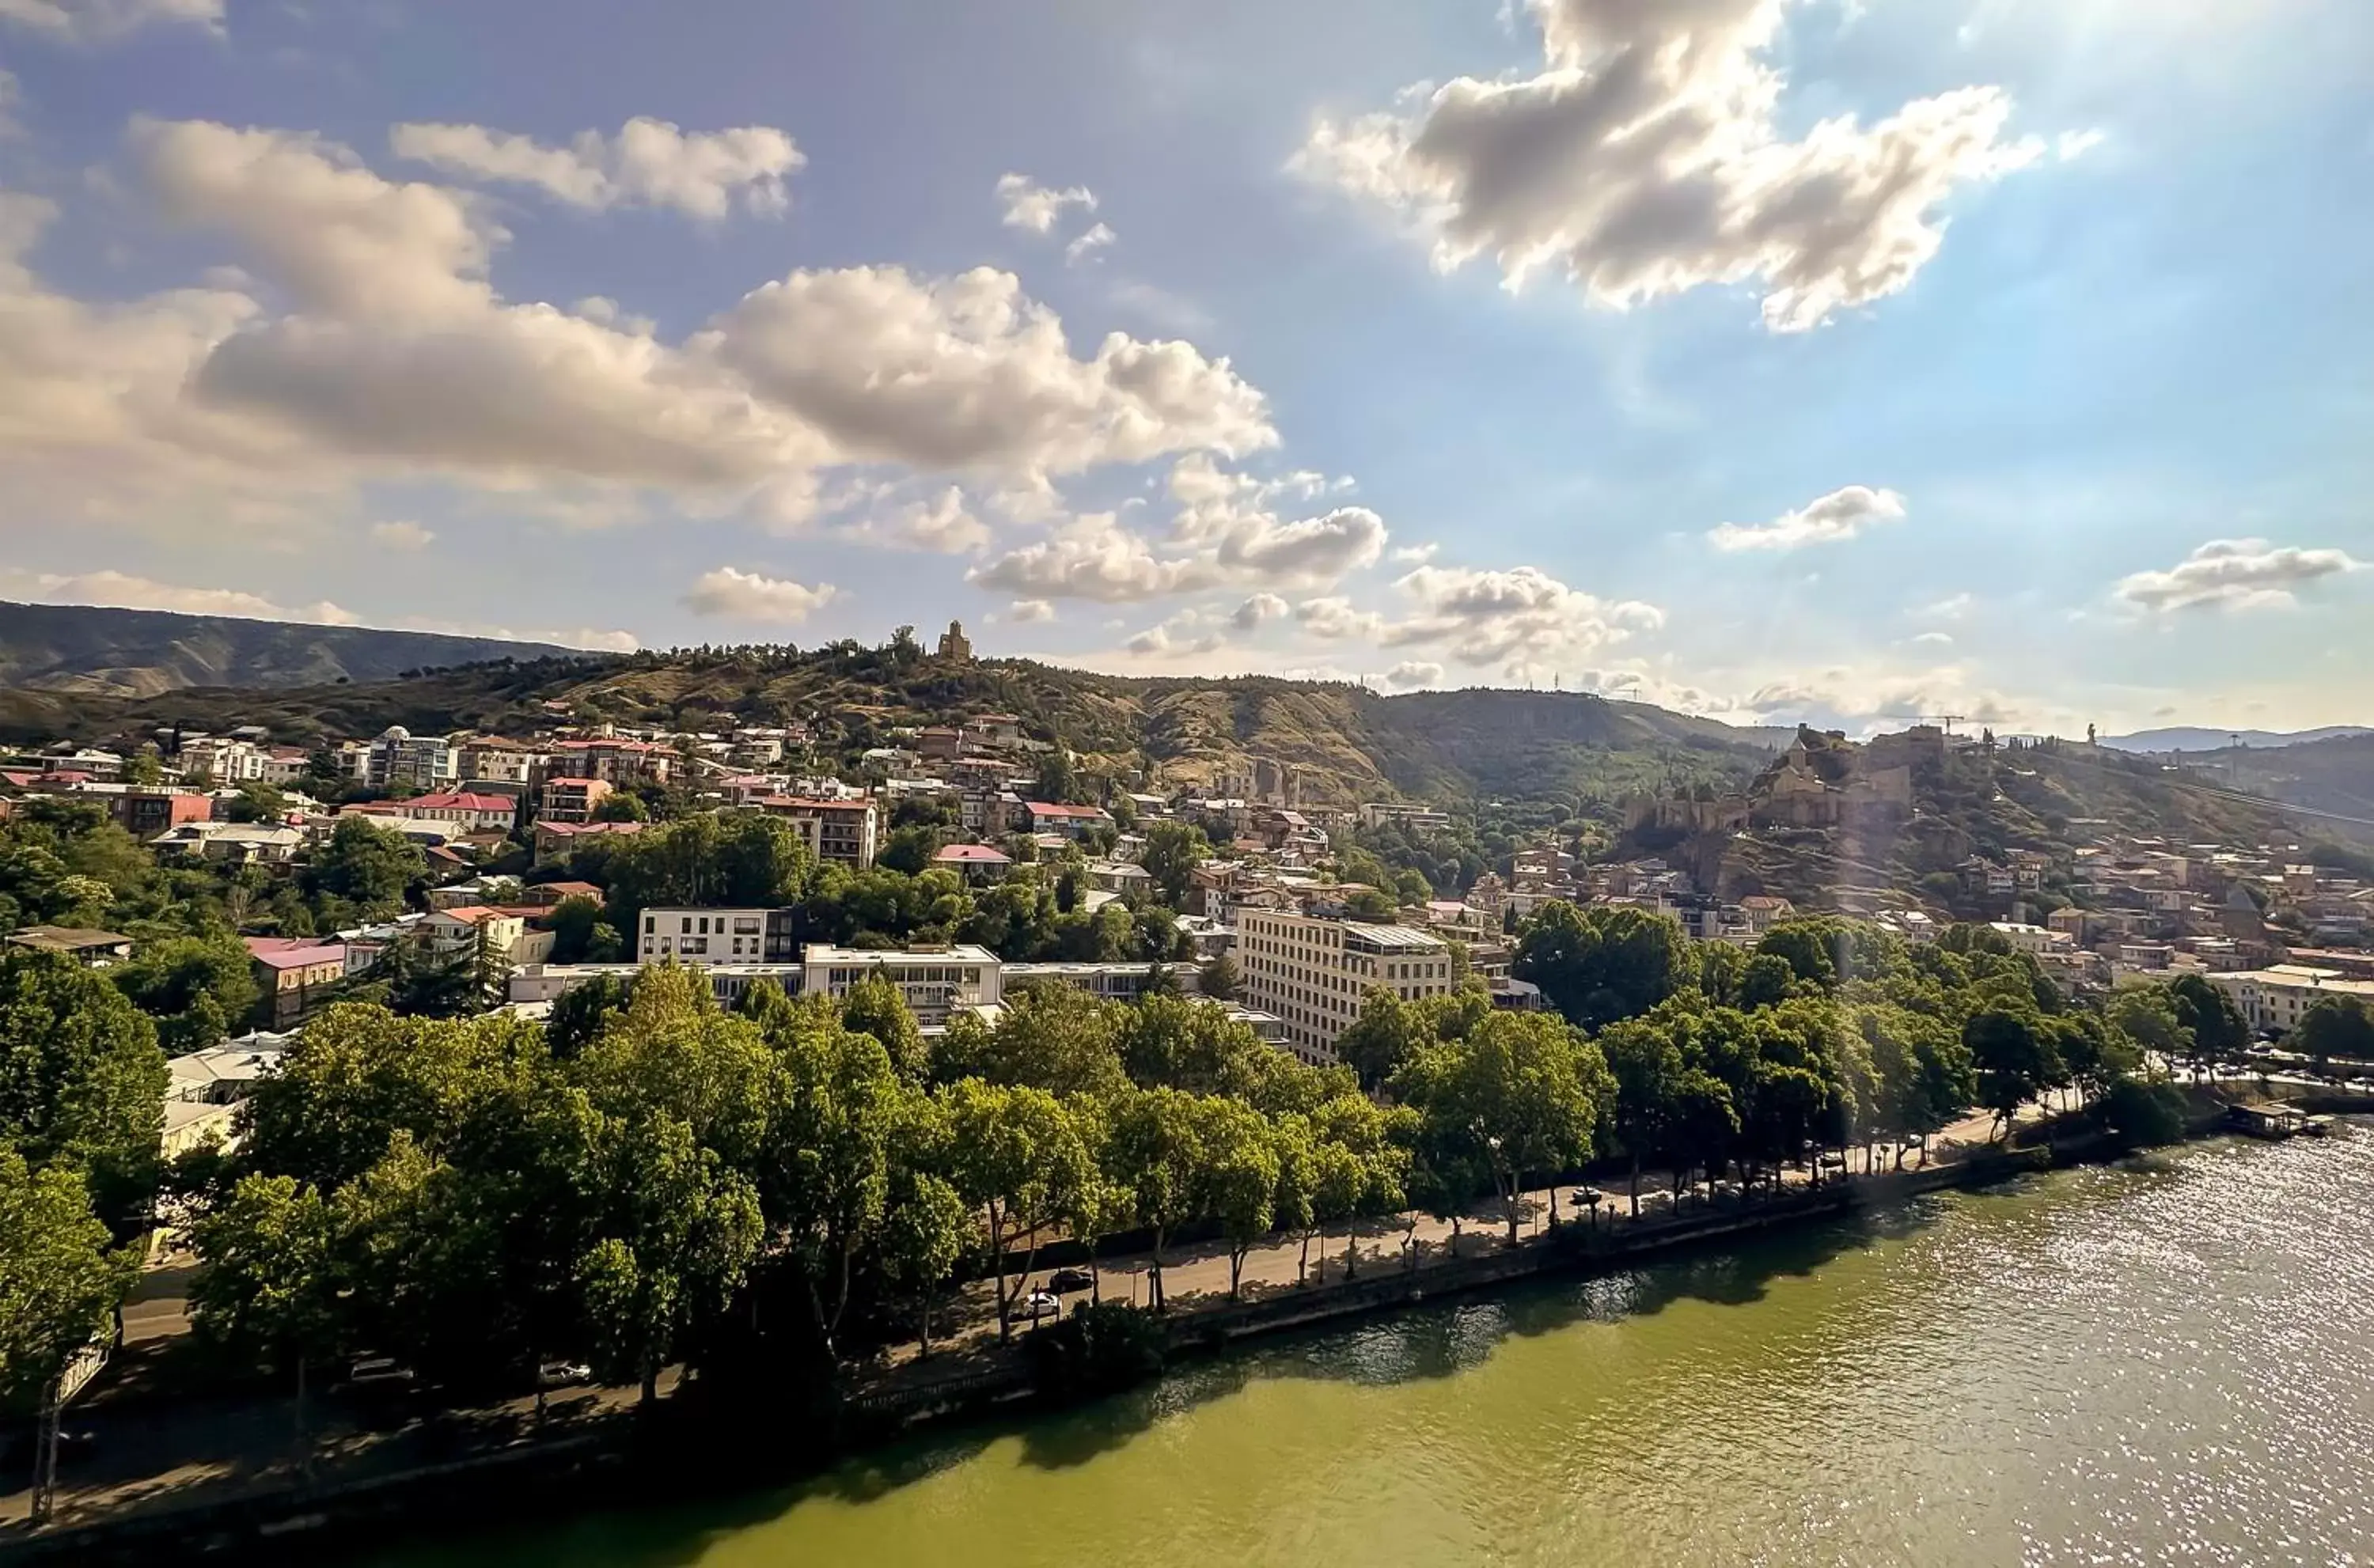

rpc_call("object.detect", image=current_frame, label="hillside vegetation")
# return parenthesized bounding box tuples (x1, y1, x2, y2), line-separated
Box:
(0, 602, 573, 697)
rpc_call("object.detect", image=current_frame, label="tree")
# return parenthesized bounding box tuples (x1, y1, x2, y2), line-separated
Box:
(942, 1081, 1090, 1340)
(0, 1152, 138, 1409)
(839, 972, 930, 1081)
(188, 1173, 347, 1469)
(111, 934, 264, 1048)
(878, 1164, 969, 1359)
(304, 817, 423, 918)
(590, 793, 648, 823)
(1965, 1009, 2061, 1141)
(1105, 1088, 1205, 1310)
(1196, 952, 1239, 1002)
(2108, 985, 2191, 1074)
(1512, 903, 1696, 1030)
(933, 983, 1128, 1099)
(1390, 1010, 1610, 1244)
(1140, 820, 1209, 907)
(2167, 974, 2249, 1079)
(0, 949, 169, 1232)
(545, 896, 615, 966)
(2295, 996, 2374, 1071)
(1196, 1097, 1280, 1297)
(1337, 989, 1422, 1093)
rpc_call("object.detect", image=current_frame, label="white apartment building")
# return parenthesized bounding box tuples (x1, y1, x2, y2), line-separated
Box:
(1237, 909, 1457, 1065)
(636, 907, 798, 967)
(756, 797, 880, 868)
(178, 734, 268, 783)
(509, 962, 804, 1010)
(2208, 965, 2374, 1036)
(1988, 921, 2075, 958)
(341, 726, 459, 789)
(803, 944, 1000, 1026)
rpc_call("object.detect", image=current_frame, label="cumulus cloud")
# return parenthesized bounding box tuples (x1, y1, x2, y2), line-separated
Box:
(969, 511, 1208, 604)
(850, 486, 991, 554)
(1064, 222, 1117, 266)
(1295, 596, 1386, 641)
(1125, 610, 1223, 657)
(1383, 563, 1664, 673)
(1709, 485, 1907, 551)
(2114, 538, 2363, 613)
(19, 569, 355, 624)
(1230, 592, 1289, 631)
(681, 566, 838, 623)
(1383, 661, 1444, 690)
(1295, 0, 2050, 330)
(701, 265, 1275, 482)
(0, 0, 218, 43)
(0, 120, 1283, 554)
(391, 117, 803, 220)
(1005, 598, 1056, 624)
(996, 172, 1097, 234)
(370, 520, 434, 550)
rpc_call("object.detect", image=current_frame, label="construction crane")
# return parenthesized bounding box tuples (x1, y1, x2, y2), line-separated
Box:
(1919, 714, 1969, 737)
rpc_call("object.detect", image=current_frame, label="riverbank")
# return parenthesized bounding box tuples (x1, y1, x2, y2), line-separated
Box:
(7, 1084, 2354, 1566)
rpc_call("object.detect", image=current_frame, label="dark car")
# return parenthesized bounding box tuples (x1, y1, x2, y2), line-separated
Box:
(1047, 1268, 1094, 1294)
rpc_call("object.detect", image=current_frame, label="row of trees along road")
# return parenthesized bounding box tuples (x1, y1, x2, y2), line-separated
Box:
(7, 901, 2274, 1456)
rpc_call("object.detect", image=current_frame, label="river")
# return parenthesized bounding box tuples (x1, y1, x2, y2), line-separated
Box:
(380, 1127, 2374, 1567)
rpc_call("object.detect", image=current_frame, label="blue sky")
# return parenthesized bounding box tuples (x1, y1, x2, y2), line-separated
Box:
(0, 0, 2367, 734)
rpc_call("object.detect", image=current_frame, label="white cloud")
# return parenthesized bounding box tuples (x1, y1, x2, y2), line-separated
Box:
(0, 121, 1281, 549)
(844, 485, 991, 554)
(1383, 660, 1444, 690)
(1386, 563, 1664, 673)
(995, 172, 1097, 234)
(369, 520, 434, 550)
(702, 265, 1276, 483)
(2056, 128, 2107, 162)
(1295, 0, 2047, 330)
(1389, 543, 1439, 565)
(1708, 485, 1907, 551)
(1006, 598, 1056, 624)
(681, 566, 839, 623)
(391, 117, 803, 220)
(1064, 222, 1117, 266)
(0, 0, 219, 43)
(1295, 596, 1386, 641)
(1230, 592, 1289, 631)
(20, 568, 355, 624)
(969, 511, 1208, 604)
(1125, 610, 1223, 657)
(2113, 538, 2363, 613)
(1917, 591, 1977, 622)
(1910, 630, 1955, 646)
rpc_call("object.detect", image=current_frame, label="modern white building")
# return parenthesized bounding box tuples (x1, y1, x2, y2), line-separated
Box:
(340, 726, 459, 790)
(2208, 965, 2374, 1036)
(802, 943, 1001, 1026)
(754, 797, 881, 868)
(507, 962, 806, 1009)
(1987, 921, 2075, 958)
(1236, 910, 1457, 1065)
(635, 907, 799, 967)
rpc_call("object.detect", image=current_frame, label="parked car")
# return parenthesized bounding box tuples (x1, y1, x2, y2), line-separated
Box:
(536, 1361, 594, 1389)
(1, 1429, 98, 1470)
(345, 1356, 416, 1392)
(1047, 1268, 1094, 1294)
(1023, 1289, 1062, 1323)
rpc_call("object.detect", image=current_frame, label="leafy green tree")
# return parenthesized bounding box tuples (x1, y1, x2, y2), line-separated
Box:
(2295, 996, 2374, 1070)
(878, 1163, 969, 1359)
(111, 934, 263, 1048)
(1140, 820, 1209, 907)
(1512, 903, 1697, 1030)
(1966, 1009, 2061, 1140)
(840, 972, 929, 1080)
(545, 896, 616, 964)
(0, 1151, 138, 1408)
(933, 983, 1128, 1099)
(0, 949, 168, 1232)
(2167, 974, 2250, 1078)
(1105, 1087, 1206, 1309)
(1337, 988, 1422, 1093)
(303, 817, 423, 918)
(1196, 951, 1239, 1002)
(1391, 1009, 1610, 1244)
(942, 1080, 1091, 1339)
(2109, 985, 2191, 1073)
(188, 1173, 347, 1468)
(590, 793, 648, 824)
(1196, 1096, 1280, 1297)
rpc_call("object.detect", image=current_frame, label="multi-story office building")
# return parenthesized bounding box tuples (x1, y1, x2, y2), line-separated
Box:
(1236, 909, 1457, 1065)
(802, 943, 1000, 1026)
(636, 907, 800, 968)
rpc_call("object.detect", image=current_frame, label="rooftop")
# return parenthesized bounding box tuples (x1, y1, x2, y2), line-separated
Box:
(7, 925, 134, 953)
(1343, 921, 1453, 953)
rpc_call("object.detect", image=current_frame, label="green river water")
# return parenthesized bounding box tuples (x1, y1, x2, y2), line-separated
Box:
(383, 1127, 2374, 1566)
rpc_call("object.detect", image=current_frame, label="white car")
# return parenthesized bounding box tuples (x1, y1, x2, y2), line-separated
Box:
(1023, 1289, 1062, 1322)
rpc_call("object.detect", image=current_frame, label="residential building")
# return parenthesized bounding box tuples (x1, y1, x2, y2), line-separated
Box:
(1236, 910, 1456, 1065)
(802, 943, 1001, 1026)
(370, 790, 519, 835)
(177, 734, 268, 782)
(1085, 860, 1153, 896)
(75, 786, 213, 839)
(547, 738, 674, 786)
(342, 726, 459, 790)
(532, 817, 643, 859)
(259, 746, 314, 786)
(1003, 961, 1205, 1002)
(151, 821, 305, 865)
(539, 775, 615, 824)
(518, 881, 605, 909)
(931, 842, 1013, 882)
(168, 1040, 286, 1107)
(2209, 966, 2374, 1036)
(757, 797, 880, 868)
(635, 907, 799, 967)
(6, 926, 135, 967)
(245, 936, 351, 1024)
(1735, 895, 1796, 934)
(1016, 801, 1111, 839)
(509, 961, 806, 1010)
(457, 737, 542, 786)
(1988, 921, 2074, 958)
(422, 907, 548, 968)
(1359, 802, 1453, 837)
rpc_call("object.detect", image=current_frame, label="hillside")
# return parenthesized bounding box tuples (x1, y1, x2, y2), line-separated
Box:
(2209, 734, 2374, 823)
(0, 602, 575, 697)
(1632, 730, 2307, 915)
(0, 638, 1784, 811)
(2100, 725, 2372, 753)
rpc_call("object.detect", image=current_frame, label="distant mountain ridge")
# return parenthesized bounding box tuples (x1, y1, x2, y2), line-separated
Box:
(0, 602, 572, 697)
(2099, 725, 2372, 753)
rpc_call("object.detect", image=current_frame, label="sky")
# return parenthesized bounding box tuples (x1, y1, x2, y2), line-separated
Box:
(0, 0, 2368, 737)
